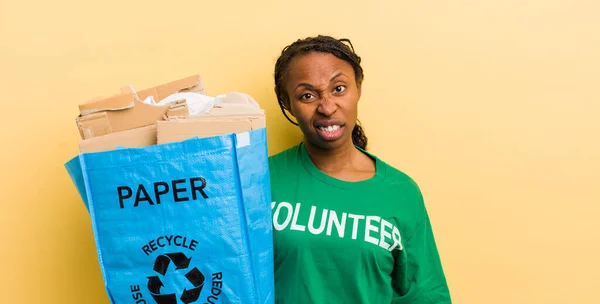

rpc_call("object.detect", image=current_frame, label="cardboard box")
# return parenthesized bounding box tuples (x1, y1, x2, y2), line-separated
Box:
(76, 75, 205, 139)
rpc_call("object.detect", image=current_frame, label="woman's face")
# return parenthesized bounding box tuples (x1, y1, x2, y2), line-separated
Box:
(284, 52, 361, 151)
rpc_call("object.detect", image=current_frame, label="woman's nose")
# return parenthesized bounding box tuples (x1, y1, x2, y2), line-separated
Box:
(317, 96, 337, 116)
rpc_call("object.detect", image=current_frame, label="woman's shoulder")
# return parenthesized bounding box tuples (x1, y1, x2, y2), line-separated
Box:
(364, 150, 421, 188)
(269, 144, 300, 163)
(370, 152, 429, 218)
(268, 144, 303, 173)
(368, 151, 425, 200)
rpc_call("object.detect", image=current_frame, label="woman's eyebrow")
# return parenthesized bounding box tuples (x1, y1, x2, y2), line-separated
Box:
(295, 72, 346, 90)
(330, 72, 344, 82)
(295, 82, 314, 90)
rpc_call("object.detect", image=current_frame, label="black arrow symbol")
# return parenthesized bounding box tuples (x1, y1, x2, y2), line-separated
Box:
(185, 267, 205, 288)
(153, 255, 171, 276)
(147, 276, 164, 294)
(153, 252, 192, 275)
(166, 252, 192, 269)
(180, 286, 203, 304)
(151, 293, 178, 304)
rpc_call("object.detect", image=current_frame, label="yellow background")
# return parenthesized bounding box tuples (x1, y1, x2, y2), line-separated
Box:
(1, 0, 598, 303)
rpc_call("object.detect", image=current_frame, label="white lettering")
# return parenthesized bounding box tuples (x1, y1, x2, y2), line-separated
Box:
(379, 219, 393, 250)
(365, 216, 381, 245)
(273, 202, 292, 231)
(348, 214, 365, 240)
(389, 226, 403, 251)
(271, 202, 404, 252)
(308, 206, 328, 235)
(291, 203, 306, 231)
(326, 211, 347, 238)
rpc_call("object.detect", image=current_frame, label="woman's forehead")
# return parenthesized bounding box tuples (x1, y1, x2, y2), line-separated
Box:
(287, 52, 355, 83)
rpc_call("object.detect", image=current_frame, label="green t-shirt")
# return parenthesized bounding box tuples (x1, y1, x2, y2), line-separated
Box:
(268, 143, 452, 304)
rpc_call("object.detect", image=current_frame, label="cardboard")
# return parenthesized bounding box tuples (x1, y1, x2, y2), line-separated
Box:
(208, 105, 265, 116)
(74, 74, 267, 153)
(78, 125, 157, 153)
(120, 74, 206, 99)
(164, 100, 190, 118)
(77, 113, 266, 152)
(157, 120, 254, 144)
(156, 99, 267, 144)
(173, 114, 266, 129)
(76, 75, 205, 139)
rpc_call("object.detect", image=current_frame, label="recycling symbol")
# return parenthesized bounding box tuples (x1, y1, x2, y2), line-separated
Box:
(147, 252, 205, 304)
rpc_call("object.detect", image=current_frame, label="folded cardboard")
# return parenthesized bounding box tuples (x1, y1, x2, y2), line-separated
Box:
(77, 115, 265, 153)
(170, 113, 266, 129)
(164, 100, 190, 118)
(119, 74, 206, 99)
(208, 104, 265, 116)
(74, 74, 267, 153)
(157, 115, 266, 144)
(76, 75, 205, 140)
(78, 125, 157, 153)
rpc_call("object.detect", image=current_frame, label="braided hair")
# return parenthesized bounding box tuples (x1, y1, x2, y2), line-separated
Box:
(274, 35, 368, 150)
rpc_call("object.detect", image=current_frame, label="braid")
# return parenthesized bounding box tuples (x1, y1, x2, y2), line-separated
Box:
(273, 35, 368, 150)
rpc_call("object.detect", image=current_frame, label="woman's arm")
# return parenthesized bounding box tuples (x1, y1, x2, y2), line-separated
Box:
(391, 210, 452, 303)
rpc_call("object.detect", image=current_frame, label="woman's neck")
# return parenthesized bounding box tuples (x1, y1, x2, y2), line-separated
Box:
(303, 139, 375, 179)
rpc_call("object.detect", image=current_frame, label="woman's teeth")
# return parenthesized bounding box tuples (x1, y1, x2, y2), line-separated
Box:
(318, 125, 340, 133)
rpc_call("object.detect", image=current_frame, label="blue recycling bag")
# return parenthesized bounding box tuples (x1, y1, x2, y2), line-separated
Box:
(65, 128, 274, 304)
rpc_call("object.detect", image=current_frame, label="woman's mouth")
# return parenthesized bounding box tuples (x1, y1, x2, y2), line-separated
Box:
(316, 124, 344, 141)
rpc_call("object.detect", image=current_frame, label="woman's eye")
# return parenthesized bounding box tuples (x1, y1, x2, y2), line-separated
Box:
(300, 93, 313, 100)
(334, 85, 346, 93)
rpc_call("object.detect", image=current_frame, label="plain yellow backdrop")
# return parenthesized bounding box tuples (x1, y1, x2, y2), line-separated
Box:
(1, 0, 599, 303)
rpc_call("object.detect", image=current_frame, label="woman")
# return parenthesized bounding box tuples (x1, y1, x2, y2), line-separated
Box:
(268, 35, 452, 303)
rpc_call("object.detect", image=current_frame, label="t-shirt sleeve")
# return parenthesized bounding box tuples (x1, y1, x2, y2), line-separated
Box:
(391, 193, 452, 303)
